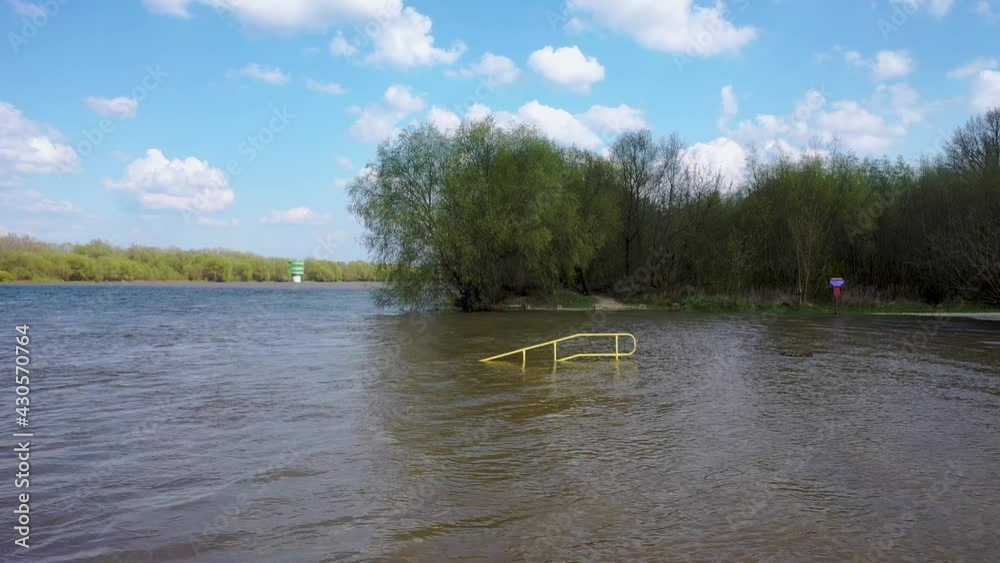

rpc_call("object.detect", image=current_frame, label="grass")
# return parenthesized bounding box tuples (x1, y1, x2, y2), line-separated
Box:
(609, 288, 999, 314)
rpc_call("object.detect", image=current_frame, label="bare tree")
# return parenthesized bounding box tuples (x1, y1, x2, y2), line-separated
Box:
(944, 107, 1000, 177)
(610, 130, 660, 277)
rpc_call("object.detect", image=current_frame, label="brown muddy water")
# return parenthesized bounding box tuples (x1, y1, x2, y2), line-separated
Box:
(1, 284, 998, 562)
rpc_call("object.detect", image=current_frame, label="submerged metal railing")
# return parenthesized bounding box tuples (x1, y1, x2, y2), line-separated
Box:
(479, 333, 637, 366)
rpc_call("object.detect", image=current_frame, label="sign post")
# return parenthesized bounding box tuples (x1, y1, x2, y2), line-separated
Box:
(829, 277, 845, 315)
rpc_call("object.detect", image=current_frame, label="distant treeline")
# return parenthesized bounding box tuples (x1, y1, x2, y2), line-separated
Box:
(350, 108, 1000, 310)
(0, 237, 379, 282)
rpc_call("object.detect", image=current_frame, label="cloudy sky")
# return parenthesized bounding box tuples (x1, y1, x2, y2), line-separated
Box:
(1, 0, 998, 260)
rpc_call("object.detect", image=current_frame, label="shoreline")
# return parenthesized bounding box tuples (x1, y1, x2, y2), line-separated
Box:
(0, 280, 382, 289)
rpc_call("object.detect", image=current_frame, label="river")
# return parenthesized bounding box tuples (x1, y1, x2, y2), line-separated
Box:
(1, 284, 998, 562)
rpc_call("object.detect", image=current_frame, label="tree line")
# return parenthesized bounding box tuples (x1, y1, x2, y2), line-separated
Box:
(0, 236, 380, 283)
(349, 108, 1000, 311)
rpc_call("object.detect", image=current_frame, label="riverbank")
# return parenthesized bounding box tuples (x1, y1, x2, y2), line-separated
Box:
(0, 280, 382, 289)
(495, 290, 1000, 315)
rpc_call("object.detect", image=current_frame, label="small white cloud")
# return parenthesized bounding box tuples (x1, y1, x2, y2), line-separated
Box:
(8, 0, 45, 16)
(891, 0, 954, 17)
(578, 104, 646, 135)
(103, 148, 235, 212)
(305, 79, 347, 95)
(512, 100, 605, 149)
(384, 84, 426, 113)
(456, 52, 521, 85)
(329, 31, 359, 57)
(302, 47, 321, 57)
(427, 106, 462, 134)
(349, 85, 426, 143)
(196, 216, 239, 227)
(84, 96, 139, 119)
(681, 137, 747, 186)
(872, 50, 914, 81)
(0, 101, 79, 177)
(971, 70, 1000, 112)
(334, 155, 353, 170)
(842, 49, 915, 82)
(873, 83, 926, 126)
(228, 64, 290, 85)
(365, 7, 465, 68)
(464, 103, 492, 122)
(143, 0, 190, 17)
(260, 206, 330, 225)
(12, 189, 81, 214)
(566, 0, 757, 56)
(948, 57, 999, 79)
(527, 45, 605, 93)
(718, 85, 738, 130)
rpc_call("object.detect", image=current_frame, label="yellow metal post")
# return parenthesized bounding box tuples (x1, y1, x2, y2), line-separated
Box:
(553, 342, 557, 363)
(615, 335, 619, 359)
(522, 350, 526, 369)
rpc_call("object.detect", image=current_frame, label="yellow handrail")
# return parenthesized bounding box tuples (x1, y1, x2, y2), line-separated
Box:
(479, 333, 637, 365)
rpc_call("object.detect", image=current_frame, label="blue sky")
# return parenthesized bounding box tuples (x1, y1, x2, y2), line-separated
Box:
(1, 0, 998, 261)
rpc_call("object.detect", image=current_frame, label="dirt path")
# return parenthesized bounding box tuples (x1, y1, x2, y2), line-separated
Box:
(593, 294, 634, 310)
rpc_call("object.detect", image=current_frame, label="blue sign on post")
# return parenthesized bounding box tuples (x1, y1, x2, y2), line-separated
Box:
(829, 277, 846, 288)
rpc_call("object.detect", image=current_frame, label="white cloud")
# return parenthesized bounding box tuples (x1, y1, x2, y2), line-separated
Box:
(143, 0, 190, 17)
(349, 85, 426, 143)
(196, 216, 239, 227)
(971, 70, 1000, 112)
(681, 136, 747, 186)
(722, 83, 920, 158)
(527, 46, 605, 93)
(427, 106, 462, 134)
(84, 96, 139, 119)
(976, 1, 999, 20)
(456, 52, 521, 85)
(814, 100, 899, 152)
(260, 206, 330, 225)
(891, 0, 954, 17)
(842, 49, 915, 81)
(228, 64, 290, 85)
(334, 155, 353, 170)
(8, 0, 45, 16)
(459, 101, 647, 149)
(364, 7, 465, 68)
(12, 189, 81, 214)
(147, 1, 463, 68)
(305, 79, 347, 95)
(718, 85, 738, 130)
(948, 57, 999, 79)
(578, 104, 647, 135)
(302, 46, 321, 56)
(329, 31, 359, 57)
(151, 0, 399, 30)
(499, 101, 605, 149)
(872, 83, 926, 126)
(103, 148, 235, 213)
(384, 84, 426, 112)
(0, 101, 79, 177)
(872, 50, 914, 81)
(565, 0, 757, 56)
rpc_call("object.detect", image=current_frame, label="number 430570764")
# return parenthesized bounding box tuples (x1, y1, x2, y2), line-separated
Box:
(15, 325, 29, 420)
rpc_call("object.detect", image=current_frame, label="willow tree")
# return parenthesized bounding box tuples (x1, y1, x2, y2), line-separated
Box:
(349, 119, 603, 311)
